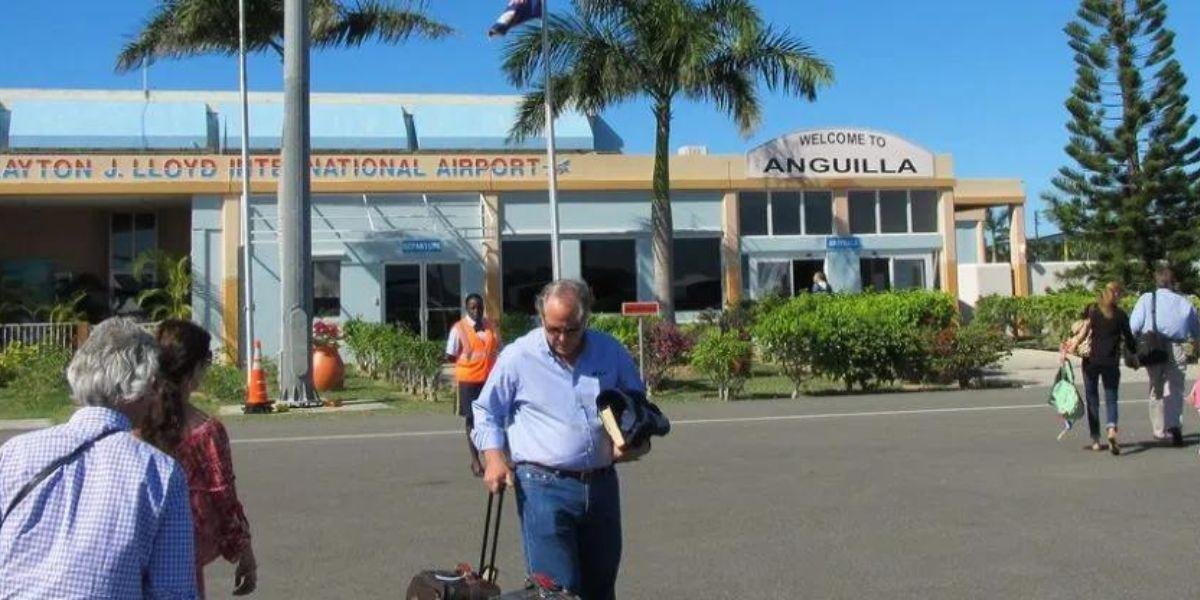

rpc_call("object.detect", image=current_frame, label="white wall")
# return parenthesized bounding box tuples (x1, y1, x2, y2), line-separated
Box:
(1030, 261, 1087, 294)
(957, 263, 1013, 308)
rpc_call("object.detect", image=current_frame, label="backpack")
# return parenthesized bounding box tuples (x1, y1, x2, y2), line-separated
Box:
(1049, 361, 1084, 437)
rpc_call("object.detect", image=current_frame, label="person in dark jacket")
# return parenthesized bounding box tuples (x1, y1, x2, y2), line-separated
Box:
(1067, 282, 1137, 455)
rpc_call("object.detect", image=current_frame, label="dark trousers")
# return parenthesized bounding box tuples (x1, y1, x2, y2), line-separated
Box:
(458, 382, 484, 429)
(1082, 361, 1121, 440)
(515, 464, 622, 600)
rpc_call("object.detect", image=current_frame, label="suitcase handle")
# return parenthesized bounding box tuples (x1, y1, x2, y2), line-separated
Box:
(478, 490, 504, 584)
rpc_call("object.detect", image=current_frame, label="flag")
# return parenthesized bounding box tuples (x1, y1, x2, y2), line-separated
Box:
(488, 0, 543, 37)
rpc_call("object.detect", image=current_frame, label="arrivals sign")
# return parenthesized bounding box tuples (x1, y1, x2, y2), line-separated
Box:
(746, 128, 935, 179)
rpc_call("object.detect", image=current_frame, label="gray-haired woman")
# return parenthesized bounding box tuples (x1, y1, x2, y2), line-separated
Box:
(0, 317, 198, 598)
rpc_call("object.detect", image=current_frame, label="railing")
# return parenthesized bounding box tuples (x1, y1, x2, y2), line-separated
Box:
(0, 322, 80, 350)
(0, 321, 159, 352)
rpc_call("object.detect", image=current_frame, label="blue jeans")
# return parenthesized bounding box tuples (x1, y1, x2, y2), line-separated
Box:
(514, 464, 622, 600)
(1082, 361, 1120, 440)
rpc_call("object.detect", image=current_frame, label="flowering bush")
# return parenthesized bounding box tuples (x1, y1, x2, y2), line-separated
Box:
(643, 322, 694, 393)
(313, 320, 341, 349)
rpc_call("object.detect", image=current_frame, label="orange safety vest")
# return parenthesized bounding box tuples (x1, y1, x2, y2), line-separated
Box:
(454, 318, 500, 384)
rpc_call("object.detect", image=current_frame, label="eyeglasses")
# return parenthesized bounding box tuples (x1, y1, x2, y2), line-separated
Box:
(545, 324, 583, 337)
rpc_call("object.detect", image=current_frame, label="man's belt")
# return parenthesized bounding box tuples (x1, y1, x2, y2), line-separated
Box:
(516, 461, 614, 483)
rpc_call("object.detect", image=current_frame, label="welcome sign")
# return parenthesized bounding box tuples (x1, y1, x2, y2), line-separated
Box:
(746, 128, 935, 179)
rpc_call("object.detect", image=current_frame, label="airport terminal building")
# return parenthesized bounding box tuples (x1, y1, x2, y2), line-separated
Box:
(0, 89, 1028, 358)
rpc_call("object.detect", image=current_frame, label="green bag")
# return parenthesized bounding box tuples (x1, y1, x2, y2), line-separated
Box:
(1049, 361, 1084, 423)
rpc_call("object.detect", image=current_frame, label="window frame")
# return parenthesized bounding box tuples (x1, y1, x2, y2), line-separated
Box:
(741, 190, 835, 237)
(846, 190, 943, 235)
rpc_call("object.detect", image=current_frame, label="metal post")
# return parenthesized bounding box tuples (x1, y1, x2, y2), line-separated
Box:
(238, 0, 255, 376)
(279, 0, 319, 406)
(542, 0, 562, 279)
(637, 317, 645, 377)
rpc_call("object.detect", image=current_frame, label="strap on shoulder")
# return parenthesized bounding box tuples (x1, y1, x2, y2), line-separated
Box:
(0, 428, 123, 529)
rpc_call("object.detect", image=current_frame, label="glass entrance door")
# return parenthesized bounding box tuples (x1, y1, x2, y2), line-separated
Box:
(424, 263, 462, 341)
(384, 263, 462, 340)
(791, 260, 825, 294)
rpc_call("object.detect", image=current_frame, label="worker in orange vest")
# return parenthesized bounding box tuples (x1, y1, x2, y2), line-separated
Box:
(444, 293, 502, 477)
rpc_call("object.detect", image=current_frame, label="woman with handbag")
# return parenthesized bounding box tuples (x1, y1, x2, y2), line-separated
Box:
(1064, 282, 1137, 454)
(138, 320, 258, 597)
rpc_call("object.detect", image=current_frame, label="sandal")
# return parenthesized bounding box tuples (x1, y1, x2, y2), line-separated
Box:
(1089, 442, 1103, 452)
(1108, 429, 1120, 456)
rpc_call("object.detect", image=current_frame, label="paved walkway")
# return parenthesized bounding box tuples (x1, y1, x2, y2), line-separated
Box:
(995, 348, 1157, 387)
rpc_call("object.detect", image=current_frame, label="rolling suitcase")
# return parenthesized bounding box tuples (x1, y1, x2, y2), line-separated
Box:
(496, 574, 580, 599)
(405, 491, 506, 600)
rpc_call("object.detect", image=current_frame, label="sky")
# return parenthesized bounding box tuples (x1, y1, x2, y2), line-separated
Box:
(1, 0, 1199, 236)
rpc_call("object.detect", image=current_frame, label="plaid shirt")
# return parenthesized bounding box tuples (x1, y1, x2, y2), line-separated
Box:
(0, 407, 197, 599)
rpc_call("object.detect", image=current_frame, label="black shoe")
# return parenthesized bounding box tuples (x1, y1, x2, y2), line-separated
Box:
(1170, 427, 1184, 447)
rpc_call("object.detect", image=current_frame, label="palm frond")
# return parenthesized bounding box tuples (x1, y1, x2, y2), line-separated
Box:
(117, 0, 449, 71)
(312, 0, 451, 48)
(741, 26, 833, 100)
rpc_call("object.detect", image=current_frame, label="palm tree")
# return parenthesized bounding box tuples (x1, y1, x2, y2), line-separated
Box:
(984, 206, 1012, 263)
(133, 251, 194, 321)
(116, 0, 451, 71)
(502, 0, 832, 321)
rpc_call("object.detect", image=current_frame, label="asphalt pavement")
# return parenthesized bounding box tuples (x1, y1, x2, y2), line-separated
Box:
(5, 382, 1200, 598)
(190, 382, 1200, 599)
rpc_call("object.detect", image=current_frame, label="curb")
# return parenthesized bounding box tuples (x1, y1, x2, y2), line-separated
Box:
(0, 418, 54, 431)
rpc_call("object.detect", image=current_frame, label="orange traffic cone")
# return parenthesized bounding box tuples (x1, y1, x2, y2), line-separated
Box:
(243, 341, 273, 414)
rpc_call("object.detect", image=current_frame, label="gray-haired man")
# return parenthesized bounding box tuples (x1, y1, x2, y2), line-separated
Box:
(0, 318, 197, 599)
(1130, 267, 1200, 446)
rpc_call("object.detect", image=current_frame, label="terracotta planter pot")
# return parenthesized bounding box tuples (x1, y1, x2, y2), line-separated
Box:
(312, 345, 345, 392)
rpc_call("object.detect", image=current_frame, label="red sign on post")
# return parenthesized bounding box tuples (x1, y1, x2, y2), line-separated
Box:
(621, 301, 661, 317)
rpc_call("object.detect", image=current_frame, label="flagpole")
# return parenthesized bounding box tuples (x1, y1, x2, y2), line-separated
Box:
(238, 0, 255, 374)
(542, 0, 562, 279)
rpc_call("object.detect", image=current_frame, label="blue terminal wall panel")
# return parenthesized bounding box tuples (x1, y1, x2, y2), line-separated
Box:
(5, 100, 211, 150)
(409, 103, 593, 151)
(216, 102, 410, 151)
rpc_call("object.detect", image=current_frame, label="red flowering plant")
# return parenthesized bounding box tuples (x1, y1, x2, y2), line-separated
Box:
(312, 320, 342, 349)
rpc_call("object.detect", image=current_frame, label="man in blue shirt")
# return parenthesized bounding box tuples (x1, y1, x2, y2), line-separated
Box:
(473, 279, 649, 600)
(1129, 267, 1200, 446)
(0, 317, 197, 599)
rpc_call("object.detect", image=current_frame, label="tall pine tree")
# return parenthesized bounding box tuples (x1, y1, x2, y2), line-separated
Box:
(1046, 0, 1200, 292)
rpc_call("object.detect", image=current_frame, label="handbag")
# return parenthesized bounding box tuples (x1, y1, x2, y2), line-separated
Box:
(1067, 318, 1092, 359)
(1049, 360, 1084, 438)
(1137, 290, 1170, 366)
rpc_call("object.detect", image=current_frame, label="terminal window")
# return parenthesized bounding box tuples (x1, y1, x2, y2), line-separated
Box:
(739, 192, 769, 235)
(110, 212, 157, 314)
(502, 239, 553, 314)
(313, 258, 341, 318)
(849, 191, 877, 234)
(581, 239, 637, 313)
(673, 238, 722, 311)
(803, 192, 834, 235)
(910, 190, 938, 233)
(770, 192, 802, 235)
(879, 191, 908, 233)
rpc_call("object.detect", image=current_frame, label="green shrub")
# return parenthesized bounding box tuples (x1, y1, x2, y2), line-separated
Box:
(589, 314, 640, 351)
(925, 323, 1014, 388)
(0, 342, 45, 387)
(751, 291, 956, 392)
(690, 329, 753, 401)
(500, 312, 535, 343)
(2, 344, 72, 413)
(342, 318, 397, 379)
(200, 362, 246, 404)
(752, 295, 825, 398)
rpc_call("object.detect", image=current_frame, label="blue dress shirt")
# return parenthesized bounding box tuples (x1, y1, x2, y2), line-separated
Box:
(0, 407, 197, 599)
(1129, 289, 1200, 342)
(472, 328, 646, 471)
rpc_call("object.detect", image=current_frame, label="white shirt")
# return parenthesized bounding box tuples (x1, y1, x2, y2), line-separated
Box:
(444, 316, 496, 358)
